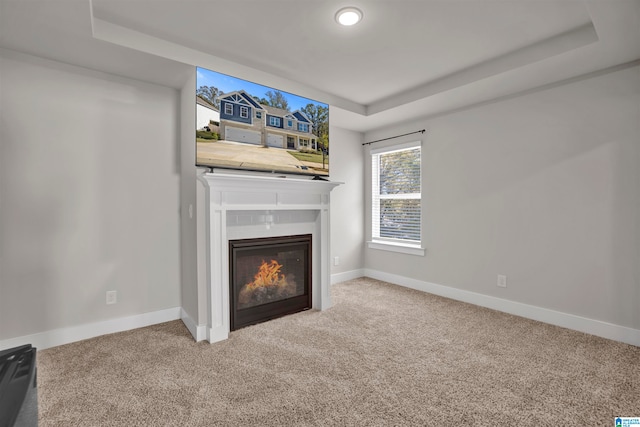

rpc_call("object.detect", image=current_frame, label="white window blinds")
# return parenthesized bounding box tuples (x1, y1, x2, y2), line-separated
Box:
(371, 141, 421, 243)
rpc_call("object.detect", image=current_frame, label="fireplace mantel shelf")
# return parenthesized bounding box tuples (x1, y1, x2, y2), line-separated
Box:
(196, 171, 342, 344)
(201, 171, 342, 188)
(200, 173, 341, 206)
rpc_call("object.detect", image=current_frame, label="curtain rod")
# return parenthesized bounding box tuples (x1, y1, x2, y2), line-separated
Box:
(362, 129, 426, 146)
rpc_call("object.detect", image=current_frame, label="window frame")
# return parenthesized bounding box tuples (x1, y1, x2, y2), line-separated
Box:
(269, 116, 281, 127)
(224, 103, 233, 115)
(368, 140, 425, 256)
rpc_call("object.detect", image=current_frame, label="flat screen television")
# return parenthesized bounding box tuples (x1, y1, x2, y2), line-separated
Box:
(196, 66, 329, 177)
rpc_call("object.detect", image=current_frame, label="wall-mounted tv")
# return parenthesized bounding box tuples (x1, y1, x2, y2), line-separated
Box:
(196, 67, 329, 177)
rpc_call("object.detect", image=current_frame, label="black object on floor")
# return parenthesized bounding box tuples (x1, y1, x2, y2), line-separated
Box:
(0, 344, 38, 427)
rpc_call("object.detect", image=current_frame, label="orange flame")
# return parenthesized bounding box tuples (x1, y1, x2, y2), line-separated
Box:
(238, 259, 297, 308)
(246, 260, 285, 290)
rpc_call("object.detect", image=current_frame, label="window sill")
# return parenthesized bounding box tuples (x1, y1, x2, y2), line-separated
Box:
(367, 240, 426, 256)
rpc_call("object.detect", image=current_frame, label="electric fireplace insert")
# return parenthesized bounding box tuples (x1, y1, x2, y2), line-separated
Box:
(229, 234, 312, 330)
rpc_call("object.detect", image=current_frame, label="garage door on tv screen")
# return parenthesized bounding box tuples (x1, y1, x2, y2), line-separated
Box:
(195, 67, 329, 177)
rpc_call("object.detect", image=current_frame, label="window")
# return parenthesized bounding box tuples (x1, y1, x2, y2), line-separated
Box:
(224, 103, 233, 115)
(287, 120, 293, 127)
(269, 117, 281, 127)
(256, 112, 262, 119)
(370, 141, 423, 255)
(240, 106, 249, 118)
(298, 123, 309, 132)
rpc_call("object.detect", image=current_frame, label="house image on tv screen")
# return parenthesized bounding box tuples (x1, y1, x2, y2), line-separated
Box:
(219, 90, 317, 151)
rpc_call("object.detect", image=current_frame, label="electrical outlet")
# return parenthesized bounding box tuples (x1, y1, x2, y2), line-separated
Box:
(334, 256, 340, 266)
(106, 290, 117, 305)
(497, 275, 507, 288)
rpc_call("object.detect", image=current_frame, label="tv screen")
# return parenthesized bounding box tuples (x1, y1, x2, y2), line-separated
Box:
(196, 67, 329, 177)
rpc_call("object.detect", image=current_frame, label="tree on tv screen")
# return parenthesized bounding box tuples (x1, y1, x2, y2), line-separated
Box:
(197, 85, 223, 109)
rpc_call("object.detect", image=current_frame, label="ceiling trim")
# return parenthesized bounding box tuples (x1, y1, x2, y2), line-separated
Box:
(364, 58, 640, 137)
(90, 16, 366, 115)
(91, 10, 598, 122)
(366, 22, 598, 116)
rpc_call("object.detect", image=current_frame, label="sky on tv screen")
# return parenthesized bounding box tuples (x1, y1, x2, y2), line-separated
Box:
(196, 68, 327, 112)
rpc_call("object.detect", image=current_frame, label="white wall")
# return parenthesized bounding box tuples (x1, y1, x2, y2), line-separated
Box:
(0, 50, 182, 345)
(364, 64, 640, 333)
(329, 125, 365, 280)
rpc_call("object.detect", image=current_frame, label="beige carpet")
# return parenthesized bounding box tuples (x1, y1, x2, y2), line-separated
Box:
(38, 278, 640, 426)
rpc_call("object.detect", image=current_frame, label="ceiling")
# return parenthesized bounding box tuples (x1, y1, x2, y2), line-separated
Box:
(1, 0, 639, 132)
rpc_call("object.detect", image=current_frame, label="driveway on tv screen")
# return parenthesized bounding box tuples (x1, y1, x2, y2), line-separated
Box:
(197, 140, 328, 175)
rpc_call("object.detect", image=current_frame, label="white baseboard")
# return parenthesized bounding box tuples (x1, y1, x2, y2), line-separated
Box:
(0, 307, 182, 352)
(4, 272, 637, 351)
(363, 269, 640, 348)
(180, 308, 207, 342)
(208, 325, 229, 344)
(331, 269, 365, 285)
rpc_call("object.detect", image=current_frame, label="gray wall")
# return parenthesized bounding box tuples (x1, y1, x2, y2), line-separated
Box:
(179, 70, 199, 326)
(8, 43, 634, 344)
(0, 50, 182, 340)
(0, 48, 366, 344)
(364, 64, 640, 330)
(329, 125, 365, 276)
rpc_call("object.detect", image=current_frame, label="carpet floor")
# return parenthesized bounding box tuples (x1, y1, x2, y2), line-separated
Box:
(38, 277, 640, 426)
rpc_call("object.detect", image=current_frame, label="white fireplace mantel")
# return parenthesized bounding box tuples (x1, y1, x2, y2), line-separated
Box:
(197, 172, 341, 343)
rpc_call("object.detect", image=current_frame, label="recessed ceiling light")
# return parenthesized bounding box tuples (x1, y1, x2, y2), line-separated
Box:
(336, 7, 363, 26)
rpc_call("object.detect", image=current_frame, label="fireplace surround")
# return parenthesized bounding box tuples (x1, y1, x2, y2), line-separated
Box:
(197, 172, 341, 343)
